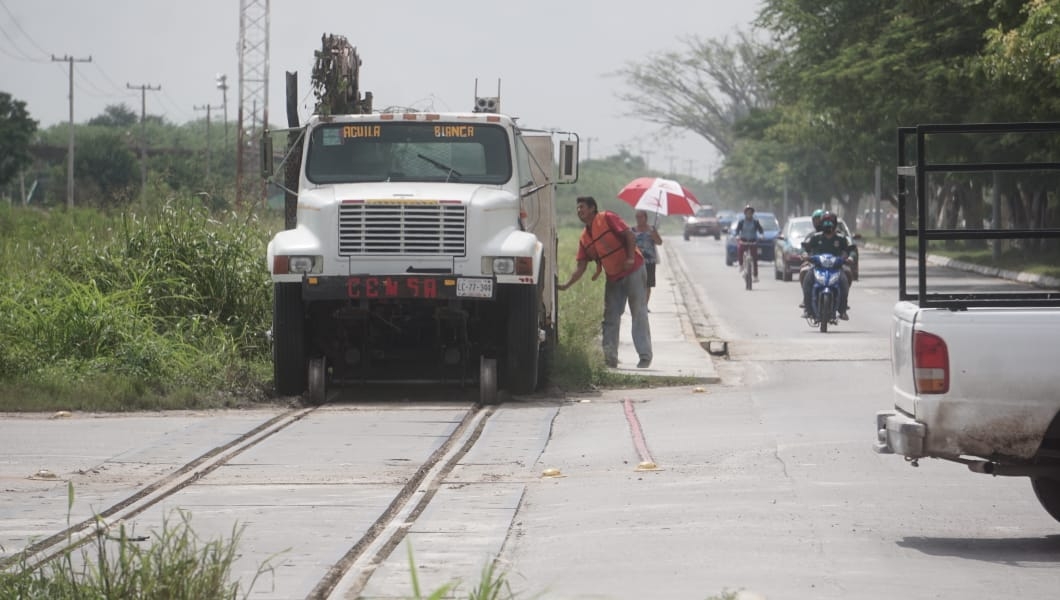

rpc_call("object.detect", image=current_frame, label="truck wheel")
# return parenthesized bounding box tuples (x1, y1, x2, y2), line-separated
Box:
(536, 283, 559, 391)
(480, 356, 498, 405)
(307, 357, 327, 406)
(819, 294, 831, 333)
(273, 282, 307, 396)
(1032, 476, 1060, 522)
(504, 283, 541, 395)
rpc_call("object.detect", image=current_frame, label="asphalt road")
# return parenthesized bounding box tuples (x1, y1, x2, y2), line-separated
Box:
(1, 238, 1058, 600)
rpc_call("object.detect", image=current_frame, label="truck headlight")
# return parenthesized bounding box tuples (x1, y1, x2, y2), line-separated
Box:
(491, 257, 516, 275)
(482, 256, 534, 276)
(274, 255, 322, 274)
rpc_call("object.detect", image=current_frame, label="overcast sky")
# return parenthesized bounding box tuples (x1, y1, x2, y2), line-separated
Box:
(1, 0, 761, 180)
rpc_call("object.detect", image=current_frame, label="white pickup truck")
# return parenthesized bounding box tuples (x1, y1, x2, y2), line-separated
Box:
(874, 122, 1060, 523)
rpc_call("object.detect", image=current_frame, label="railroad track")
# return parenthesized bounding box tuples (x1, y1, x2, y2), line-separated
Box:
(1, 402, 497, 599)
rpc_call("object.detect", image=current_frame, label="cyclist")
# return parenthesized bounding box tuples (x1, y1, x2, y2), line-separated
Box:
(734, 204, 764, 282)
(801, 212, 850, 320)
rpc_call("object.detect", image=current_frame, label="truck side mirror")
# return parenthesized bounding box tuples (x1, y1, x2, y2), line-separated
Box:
(558, 140, 578, 183)
(260, 131, 274, 179)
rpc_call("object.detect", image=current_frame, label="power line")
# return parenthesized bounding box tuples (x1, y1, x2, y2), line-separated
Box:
(0, 0, 50, 61)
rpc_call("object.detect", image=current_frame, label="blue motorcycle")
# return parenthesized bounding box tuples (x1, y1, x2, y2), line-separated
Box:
(806, 253, 845, 333)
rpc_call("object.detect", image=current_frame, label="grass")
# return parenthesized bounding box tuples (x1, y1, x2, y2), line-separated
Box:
(0, 198, 275, 411)
(0, 483, 272, 599)
(0, 201, 693, 412)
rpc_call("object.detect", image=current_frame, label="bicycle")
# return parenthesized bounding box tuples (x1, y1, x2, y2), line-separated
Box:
(737, 240, 756, 291)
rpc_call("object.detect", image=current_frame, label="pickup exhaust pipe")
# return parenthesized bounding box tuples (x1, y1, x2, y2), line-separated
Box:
(966, 460, 1060, 477)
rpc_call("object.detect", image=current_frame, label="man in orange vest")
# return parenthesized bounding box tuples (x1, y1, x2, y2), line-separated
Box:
(557, 196, 653, 368)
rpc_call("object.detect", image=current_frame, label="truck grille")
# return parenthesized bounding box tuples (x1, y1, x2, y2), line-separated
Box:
(338, 203, 467, 255)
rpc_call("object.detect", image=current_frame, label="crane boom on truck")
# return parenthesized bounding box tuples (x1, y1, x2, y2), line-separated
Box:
(261, 34, 579, 405)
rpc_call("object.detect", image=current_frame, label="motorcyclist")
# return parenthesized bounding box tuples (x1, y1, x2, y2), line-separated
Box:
(797, 209, 827, 293)
(734, 204, 764, 282)
(801, 212, 850, 320)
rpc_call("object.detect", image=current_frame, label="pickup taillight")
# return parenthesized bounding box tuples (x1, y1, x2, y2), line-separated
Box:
(913, 330, 949, 394)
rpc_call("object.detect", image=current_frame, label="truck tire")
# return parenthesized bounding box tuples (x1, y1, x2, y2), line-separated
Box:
(504, 283, 541, 395)
(273, 282, 308, 396)
(1032, 476, 1060, 522)
(536, 282, 559, 391)
(480, 356, 499, 405)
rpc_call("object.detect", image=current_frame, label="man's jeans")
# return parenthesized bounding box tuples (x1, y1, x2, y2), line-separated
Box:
(602, 264, 652, 364)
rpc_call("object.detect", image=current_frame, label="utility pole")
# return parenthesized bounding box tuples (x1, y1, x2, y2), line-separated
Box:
(584, 137, 598, 162)
(52, 54, 91, 208)
(216, 74, 229, 149)
(127, 83, 162, 207)
(194, 104, 223, 181)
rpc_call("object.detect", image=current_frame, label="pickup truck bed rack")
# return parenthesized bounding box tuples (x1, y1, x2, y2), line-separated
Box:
(897, 121, 1060, 309)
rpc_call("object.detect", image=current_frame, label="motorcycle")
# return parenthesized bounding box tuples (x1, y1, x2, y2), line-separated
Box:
(805, 253, 845, 332)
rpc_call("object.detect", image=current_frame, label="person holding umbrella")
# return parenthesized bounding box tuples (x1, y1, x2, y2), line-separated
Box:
(633, 210, 663, 308)
(557, 196, 653, 369)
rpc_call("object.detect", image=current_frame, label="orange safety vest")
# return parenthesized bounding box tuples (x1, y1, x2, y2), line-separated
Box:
(579, 212, 643, 281)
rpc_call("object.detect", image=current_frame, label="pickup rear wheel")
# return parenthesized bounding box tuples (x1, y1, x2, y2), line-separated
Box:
(273, 282, 308, 396)
(1031, 476, 1060, 522)
(503, 283, 541, 395)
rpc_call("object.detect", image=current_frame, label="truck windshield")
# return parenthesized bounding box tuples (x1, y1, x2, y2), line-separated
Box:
(305, 122, 512, 185)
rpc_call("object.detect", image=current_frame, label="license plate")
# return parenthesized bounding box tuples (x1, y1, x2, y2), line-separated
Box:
(457, 278, 493, 298)
(343, 275, 494, 299)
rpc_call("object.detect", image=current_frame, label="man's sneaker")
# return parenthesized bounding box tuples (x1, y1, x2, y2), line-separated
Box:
(839, 311, 849, 320)
(605, 357, 618, 368)
(801, 310, 812, 318)
(753, 275, 759, 282)
(798, 302, 805, 308)
(637, 358, 652, 369)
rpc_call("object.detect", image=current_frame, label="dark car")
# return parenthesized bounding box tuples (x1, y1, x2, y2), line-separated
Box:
(773, 215, 860, 281)
(725, 212, 780, 266)
(683, 206, 721, 240)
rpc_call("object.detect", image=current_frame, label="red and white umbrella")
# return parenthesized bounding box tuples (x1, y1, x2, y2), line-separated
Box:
(617, 177, 701, 216)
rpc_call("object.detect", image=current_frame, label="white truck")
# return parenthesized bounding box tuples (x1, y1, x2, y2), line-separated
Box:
(874, 122, 1060, 523)
(262, 35, 578, 404)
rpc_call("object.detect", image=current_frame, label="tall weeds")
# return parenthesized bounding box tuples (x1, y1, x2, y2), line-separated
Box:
(0, 198, 274, 410)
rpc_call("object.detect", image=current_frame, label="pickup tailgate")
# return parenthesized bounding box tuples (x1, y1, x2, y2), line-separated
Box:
(889, 301, 1060, 460)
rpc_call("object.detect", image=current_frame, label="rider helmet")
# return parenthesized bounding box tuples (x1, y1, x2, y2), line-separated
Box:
(744, 204, 755, 215)
(820, 212, 837, 233)
(811, 209, 825, 231)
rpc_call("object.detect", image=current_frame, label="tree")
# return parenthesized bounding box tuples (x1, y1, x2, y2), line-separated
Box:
(0, 92, 39, 189)
(980, 0, 1060, 119)
(752, 0, 1005, 217)
(614, 30, 775, 158)
(88, 104, 138, 128)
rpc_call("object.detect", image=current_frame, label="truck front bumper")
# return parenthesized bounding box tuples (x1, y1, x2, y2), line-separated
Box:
(874, 410, 926, 458)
